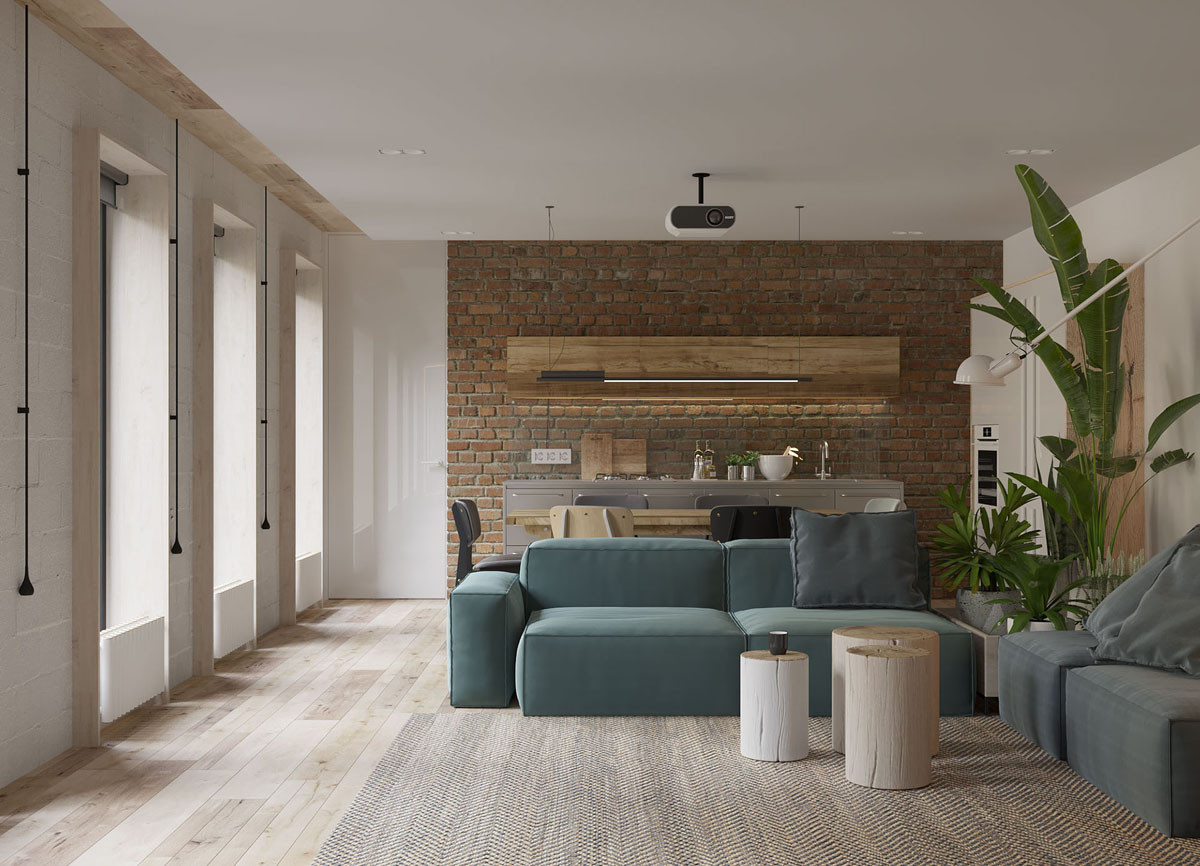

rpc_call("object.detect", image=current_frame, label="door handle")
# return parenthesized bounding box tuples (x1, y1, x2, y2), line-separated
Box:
(419, 459, 446, 469)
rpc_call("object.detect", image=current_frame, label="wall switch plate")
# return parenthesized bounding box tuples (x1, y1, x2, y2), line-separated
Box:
(532, 448, 572, 465)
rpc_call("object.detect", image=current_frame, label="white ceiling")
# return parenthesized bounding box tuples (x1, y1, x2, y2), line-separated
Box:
(108, 0, 1200, 241)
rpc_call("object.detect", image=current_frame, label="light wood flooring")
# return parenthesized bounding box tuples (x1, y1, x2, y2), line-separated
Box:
(0, 598, 487, 866)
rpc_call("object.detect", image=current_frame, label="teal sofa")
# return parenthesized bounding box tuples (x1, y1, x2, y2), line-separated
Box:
(448, 537, 975, 717)
(999, 631, 1200, 836)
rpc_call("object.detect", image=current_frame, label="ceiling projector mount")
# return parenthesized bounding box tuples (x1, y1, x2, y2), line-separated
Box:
(666, 171, 736, 238)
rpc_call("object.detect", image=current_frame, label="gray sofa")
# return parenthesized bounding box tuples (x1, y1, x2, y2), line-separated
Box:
(999, 630, 1200, 837)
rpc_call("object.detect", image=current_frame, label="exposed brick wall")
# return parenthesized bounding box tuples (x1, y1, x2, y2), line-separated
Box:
(447, 240, 1001, 593)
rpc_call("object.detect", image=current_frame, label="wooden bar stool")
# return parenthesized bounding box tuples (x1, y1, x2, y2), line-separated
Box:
(831, 625, 939, 755)
(843, 645, 934, 790)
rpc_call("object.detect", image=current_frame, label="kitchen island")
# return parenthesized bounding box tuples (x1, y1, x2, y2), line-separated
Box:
(502, 478, 903, 552)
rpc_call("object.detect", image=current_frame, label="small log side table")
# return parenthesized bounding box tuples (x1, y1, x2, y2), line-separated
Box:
(831, 624, 939, 755)
(739, 650, 809, 762)
(843, 645, 934, 790)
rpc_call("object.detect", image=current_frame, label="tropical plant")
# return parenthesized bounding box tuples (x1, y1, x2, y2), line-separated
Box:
(988, 555, 1089, 632)
(933, 477, 1040, 593)
(970, 165, 1200, 573)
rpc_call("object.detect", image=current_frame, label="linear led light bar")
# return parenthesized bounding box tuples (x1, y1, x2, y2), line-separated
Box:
(537, 370, 813, 384)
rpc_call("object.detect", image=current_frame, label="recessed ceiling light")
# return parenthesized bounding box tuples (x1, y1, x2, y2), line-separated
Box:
(892, 230, 924, 236)
(1029, 148, 1056, 155)
(442, 230, 475, 236)
(378, 147, 426, 156)
(1005, 148, 1031, 156)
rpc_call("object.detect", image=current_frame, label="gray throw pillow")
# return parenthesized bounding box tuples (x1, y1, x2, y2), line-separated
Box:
(790, 509, 926, 610)
(1086, 524, 1200, 641)
(1089, 526, 1200, 675)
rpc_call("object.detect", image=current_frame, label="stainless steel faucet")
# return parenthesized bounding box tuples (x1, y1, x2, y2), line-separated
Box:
(816, 440, 832, 479)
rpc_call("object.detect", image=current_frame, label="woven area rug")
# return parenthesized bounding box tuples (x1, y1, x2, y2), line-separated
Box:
(316, 713, 1200, 866)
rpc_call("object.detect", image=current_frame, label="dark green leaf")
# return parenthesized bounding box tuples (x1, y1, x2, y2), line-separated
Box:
(1150, 448, 1194, 474)
(1147, 393, 1200, 450)
(1038, 435, 1077, 462)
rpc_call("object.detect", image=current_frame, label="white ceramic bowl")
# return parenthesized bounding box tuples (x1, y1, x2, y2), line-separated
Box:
(757, 454, 793, 481)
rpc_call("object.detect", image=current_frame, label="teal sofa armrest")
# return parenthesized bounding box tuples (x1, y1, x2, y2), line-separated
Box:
(448, 571, 525, 707)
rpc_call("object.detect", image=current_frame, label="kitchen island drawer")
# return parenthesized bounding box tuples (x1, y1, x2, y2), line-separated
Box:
(769, 489, 836, 511)
(835, 485, 904, 512)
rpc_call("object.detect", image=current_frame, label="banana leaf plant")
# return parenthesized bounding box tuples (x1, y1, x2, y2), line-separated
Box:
(970, 165, 1200, 573)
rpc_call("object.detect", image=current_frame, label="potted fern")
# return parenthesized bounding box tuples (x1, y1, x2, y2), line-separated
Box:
(933, 477, 1040, 633)
(989, 554, 1089, 633)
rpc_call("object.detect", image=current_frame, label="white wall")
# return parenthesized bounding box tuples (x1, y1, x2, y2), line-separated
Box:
(326, 238, 448, 599)
(0, 6, 324, 788)
(1001, 143, 1200, 554)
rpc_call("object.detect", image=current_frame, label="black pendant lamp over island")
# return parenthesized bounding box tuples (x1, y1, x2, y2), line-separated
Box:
(17, 6, 33, 595)
(260, 187, 271, 531)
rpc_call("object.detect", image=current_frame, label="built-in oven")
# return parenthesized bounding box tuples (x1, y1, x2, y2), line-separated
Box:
(973, 424, 999, 507)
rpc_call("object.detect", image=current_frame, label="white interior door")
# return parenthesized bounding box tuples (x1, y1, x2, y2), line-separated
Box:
(327, 238, 448, 598)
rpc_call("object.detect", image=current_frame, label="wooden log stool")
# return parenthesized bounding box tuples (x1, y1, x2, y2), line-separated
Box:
(740, 651, 809, 762)
(843, 645, 934, 790)
(831, 625, 939, 755)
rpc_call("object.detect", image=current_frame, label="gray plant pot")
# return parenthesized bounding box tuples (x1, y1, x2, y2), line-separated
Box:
(955, 588, 1022, 635)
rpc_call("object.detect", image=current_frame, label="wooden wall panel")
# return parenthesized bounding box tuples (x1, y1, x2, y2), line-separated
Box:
(506, 336, 901, 401)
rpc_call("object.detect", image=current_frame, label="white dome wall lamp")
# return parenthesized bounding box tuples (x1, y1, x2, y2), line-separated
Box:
(957, 212, 1200, 386)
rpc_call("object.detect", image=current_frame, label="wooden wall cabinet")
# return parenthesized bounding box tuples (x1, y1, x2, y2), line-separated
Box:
(506, 336, 901, 401)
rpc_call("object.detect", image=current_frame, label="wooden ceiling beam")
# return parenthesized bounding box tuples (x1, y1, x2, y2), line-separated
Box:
(26, 0, 360, 233)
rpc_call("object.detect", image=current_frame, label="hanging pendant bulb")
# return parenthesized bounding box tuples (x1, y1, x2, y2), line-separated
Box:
(171, 119, 183, 554)
(260, 186, 271, 531)
(17, 7, 33, 595)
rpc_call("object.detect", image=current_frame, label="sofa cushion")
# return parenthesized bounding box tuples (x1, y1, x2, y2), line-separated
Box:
(1065, 664, 1200, 836)
(998, 631, 1098, 759)
(789, 510, 925, 610)
(515, 607, 744, 715)
(1089, 527, 1200, 675)
(725, 539, 931, 612)
(520, 538, 725, 612)
(732, 607, 973, 716)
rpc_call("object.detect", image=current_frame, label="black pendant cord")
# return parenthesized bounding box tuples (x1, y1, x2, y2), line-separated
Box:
(544, 205, 554, 454)
(170, 120, 182, 554)
(17, 7, 33, 596)
(260, 187, 270, 530)
(795, 205, 804, 382)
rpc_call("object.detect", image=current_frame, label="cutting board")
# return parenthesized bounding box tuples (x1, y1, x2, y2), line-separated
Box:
(580, 433, 613, 481)
(612, 439, 648, 475)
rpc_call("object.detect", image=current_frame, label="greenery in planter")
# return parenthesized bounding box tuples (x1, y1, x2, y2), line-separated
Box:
(725, 451, 760, 467)
(1079, 550, 1145, 609)
(970, 165, 1200, 574)
(988, 555, 1089, 632)
(933, 477, 1040, 593)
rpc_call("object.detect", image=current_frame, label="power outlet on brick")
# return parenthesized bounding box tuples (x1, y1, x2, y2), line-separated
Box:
(531, 448, 572, 464)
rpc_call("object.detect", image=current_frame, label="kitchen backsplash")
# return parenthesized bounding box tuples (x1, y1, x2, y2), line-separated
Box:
(446, 239, 1002, 590)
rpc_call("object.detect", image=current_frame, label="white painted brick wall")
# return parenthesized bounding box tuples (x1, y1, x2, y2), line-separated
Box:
(0, 7, 324, 787)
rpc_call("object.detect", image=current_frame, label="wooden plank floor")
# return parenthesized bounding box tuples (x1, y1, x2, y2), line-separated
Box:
(0, 599, 497, 866)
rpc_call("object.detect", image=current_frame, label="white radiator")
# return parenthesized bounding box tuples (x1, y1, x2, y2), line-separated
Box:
(296, 551, 323, 613)
(214, 579, 256, 659)
(99, 616, 166, 723)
